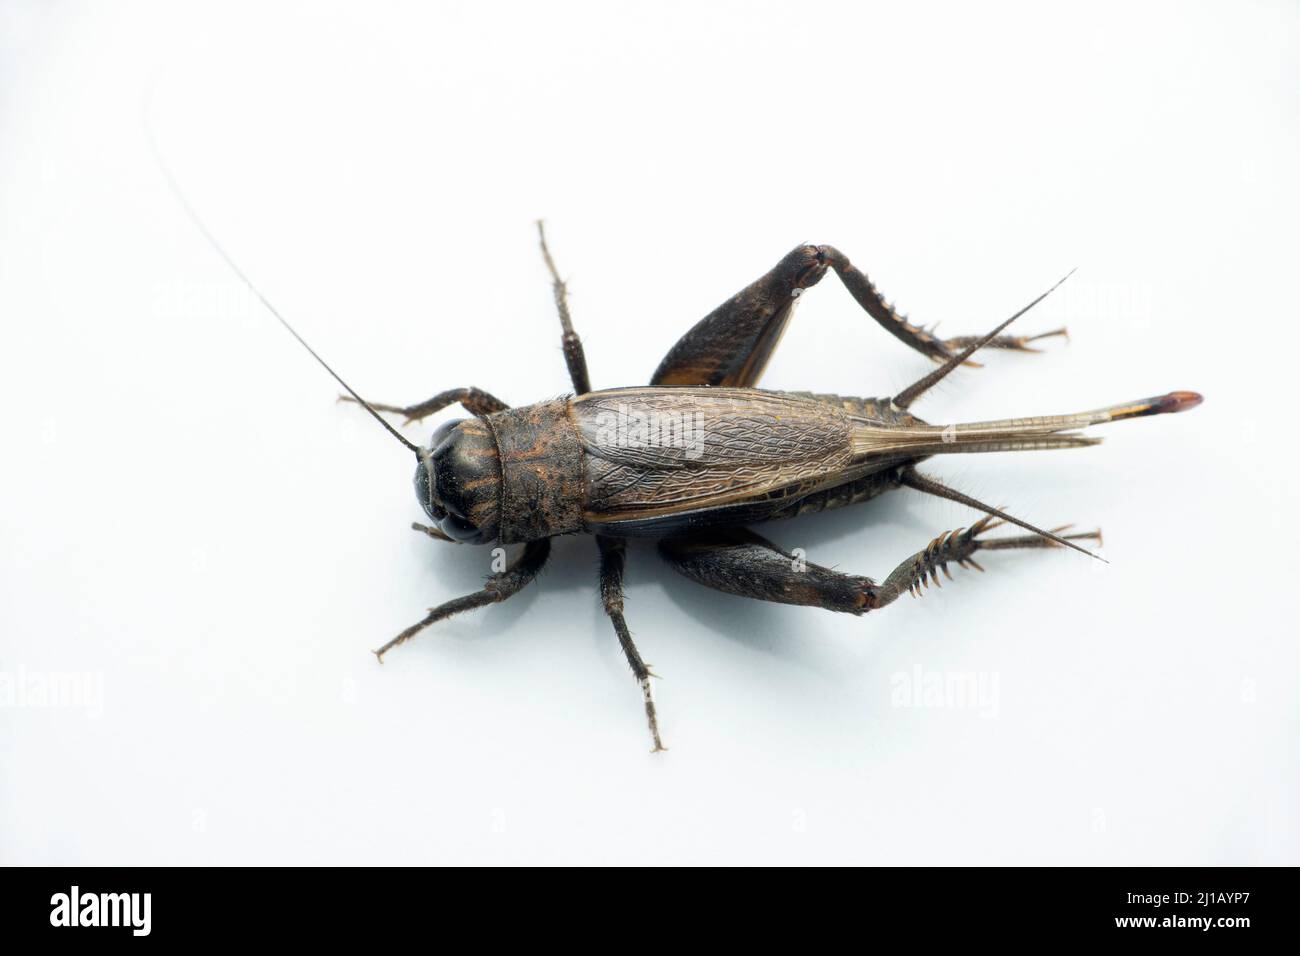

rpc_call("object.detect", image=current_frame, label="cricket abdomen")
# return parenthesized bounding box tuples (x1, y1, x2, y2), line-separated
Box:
(765, 467, 908, 521)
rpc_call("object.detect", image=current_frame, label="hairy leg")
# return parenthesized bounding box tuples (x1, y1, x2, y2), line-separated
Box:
(658, 520, 1099, 613)
(341, 386, 508, 425)
(537, 220, 592, 395)
(374, 538, 551, 660)
(597, 536, 666, 752)
(651, 243, 1063, 388)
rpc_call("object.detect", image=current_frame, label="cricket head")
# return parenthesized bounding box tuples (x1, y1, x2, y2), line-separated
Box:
(413, 418, 502, 544)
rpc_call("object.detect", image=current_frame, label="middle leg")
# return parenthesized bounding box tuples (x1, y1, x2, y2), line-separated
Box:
(536, 220, 593, 395)
(597, 535, 666, 752)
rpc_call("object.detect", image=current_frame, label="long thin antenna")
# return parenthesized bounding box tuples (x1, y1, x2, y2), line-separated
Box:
(144, 112, 419, 455)
(893, 269, 1076, 410)
(901, 468, 1106, 561)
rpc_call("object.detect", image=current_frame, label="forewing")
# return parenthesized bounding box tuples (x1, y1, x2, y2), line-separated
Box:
(571, 387, 857, 522)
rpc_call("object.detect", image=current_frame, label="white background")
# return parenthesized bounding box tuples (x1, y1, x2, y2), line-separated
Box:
(2, 1, 1297, 865)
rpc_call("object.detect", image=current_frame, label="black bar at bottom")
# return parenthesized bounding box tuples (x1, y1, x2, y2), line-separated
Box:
(0, 866, 1290, 943)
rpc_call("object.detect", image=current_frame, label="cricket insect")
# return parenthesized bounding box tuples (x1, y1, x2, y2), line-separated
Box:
(162, 164, 1201, 750)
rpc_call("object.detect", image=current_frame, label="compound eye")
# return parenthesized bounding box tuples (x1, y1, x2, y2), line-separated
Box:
(430, 418, 463, 454)
(438, 512, 483, 543)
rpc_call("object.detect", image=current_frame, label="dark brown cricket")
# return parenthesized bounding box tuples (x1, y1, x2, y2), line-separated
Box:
(163, 172, 1201, 752)
(335, 229, 1200, 752)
